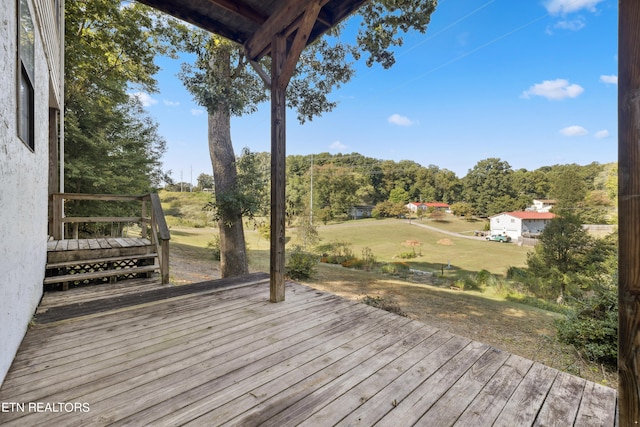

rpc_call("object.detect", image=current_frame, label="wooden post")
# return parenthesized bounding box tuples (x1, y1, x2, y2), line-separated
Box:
(270, 34, 287, 303)
(141, 199, 148, 239)
(619, 0, 640, 423)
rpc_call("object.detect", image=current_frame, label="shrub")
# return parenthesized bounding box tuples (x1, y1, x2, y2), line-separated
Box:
(555, 285, 618, 368)
(380, 262, 410, 275)
(361, 295, 407, 317)
(361, 247, 377, 271)
(206, 235, 221, 261)
(398, 251, 417, 259)
(285, 246, 318, 280)
(341, 258, 365, 269)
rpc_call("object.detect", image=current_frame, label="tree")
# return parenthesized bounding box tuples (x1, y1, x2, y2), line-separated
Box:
(548, 164, 588, 213)
(196, 173, 214, 191)
(64, 0, 171, 222)
(463, 158, 517, 217)
(176, 2, 437, 277)
(388, 186, 410, 204)
(450, 202, 474, 219)
(526, 214, 593, 301)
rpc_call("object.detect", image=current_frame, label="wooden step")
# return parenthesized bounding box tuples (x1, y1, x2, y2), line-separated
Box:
(46, 253, 158, 270)
(43, 264, 159, 285)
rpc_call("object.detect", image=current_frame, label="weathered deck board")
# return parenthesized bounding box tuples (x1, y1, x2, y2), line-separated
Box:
(0, 277, 617, 426)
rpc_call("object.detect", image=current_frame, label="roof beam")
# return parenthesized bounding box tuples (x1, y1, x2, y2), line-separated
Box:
(277, 1, 321, 89)
(207, 0, 267, 24)
(136, 0, 248, 44)
(244, 0, 329, 60)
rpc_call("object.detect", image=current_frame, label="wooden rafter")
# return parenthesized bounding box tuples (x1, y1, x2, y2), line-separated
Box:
(244, 0, 330, 60)
(206, 0, 267, 24)
(277, 1, 322, 89)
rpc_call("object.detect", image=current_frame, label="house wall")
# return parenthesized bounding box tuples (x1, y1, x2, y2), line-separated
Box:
(489, 215, 522, 240)
(522, 219, 550, 235)
(0, 0, 61, 386)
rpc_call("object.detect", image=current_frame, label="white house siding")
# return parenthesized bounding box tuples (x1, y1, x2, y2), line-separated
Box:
(0, 0, 61, 386)
(489, 215, 522, 240)
(490, 213, 554, 240)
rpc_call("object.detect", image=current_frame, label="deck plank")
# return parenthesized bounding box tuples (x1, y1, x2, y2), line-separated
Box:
(296, 328, 454, 427)
(575, 381, 618, 426)
(453, 354, 534, 426)
(123, 309, 408, 426)
(493, 362, 559, 427)
(0, 278, 618, 427)
(534, 371, 587, 427)
(48, 302, 368, 426)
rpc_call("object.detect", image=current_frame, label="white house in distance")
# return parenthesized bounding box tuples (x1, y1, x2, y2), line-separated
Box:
(489, 211, 556, 240)
(0, 0, 64, 385)
(529, 199, 557, 213)
(406, 202, 450, 213)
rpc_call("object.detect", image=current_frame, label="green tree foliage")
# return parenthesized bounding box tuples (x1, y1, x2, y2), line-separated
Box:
(548, 164, 589, 212)
(174, 2, 437, 276)
(314, 164, 359, 220)
(388, 186, 410, 204)
(207, 148, 269, 225)
(526, 214, 605, 300)
(450, 202, 474, 219)
(373, 201, 408, 218)
(64, 0, 171, 219)
(196, 173, 214, 191)
(556, 282, 618, 368)
(463, 158, 518, 217)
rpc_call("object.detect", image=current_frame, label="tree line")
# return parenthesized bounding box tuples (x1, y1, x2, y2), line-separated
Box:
(182, 151, 617, 226)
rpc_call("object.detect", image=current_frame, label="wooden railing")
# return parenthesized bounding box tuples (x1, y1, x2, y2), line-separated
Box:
(50, 193, 170, 284)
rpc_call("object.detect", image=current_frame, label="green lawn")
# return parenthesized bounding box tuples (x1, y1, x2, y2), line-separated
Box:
(409, 214, 488, 235)
(310, 218, 530, 277)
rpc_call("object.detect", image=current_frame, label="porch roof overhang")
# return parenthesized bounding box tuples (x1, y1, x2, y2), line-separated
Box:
(135, 0, 367, 61)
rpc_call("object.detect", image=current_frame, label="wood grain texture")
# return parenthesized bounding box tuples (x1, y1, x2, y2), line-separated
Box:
(0, 277, 617, 426)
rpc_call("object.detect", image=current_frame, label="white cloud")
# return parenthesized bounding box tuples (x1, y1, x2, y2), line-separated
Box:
(388, 114, 415, 126)
(129, 92, 158, 107)
(163, 99, 180, 106)
(560, 125, 588, 136)
(544, 0, 604, 15)
(191, 109, 205, 116)
(553, 17, 586, 31)
(329, 140, 347, 151)
(600, 75, 618, 85)
(521, 79, 584, 100)
(594, 129, 610, 139)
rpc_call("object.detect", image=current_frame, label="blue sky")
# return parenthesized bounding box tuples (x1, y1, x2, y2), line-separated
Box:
(134, 0, 617, 183)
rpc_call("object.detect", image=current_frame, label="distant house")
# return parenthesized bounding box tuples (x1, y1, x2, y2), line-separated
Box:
(489, 211, 556, 240)
(351, 205, 374, 219)
(406, 202, 450, 213)
(529, 199, 557, 213)
(1, 0, 64, 385)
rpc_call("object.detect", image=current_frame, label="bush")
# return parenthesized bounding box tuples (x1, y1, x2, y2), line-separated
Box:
(341, 258, 365, 269)
(206, 235, 221, 261)
(285, 246, 318, 280)
(555, 285, 618, 368)
(361, 295, 407, 317)
(398, 251, 417, 259)
(380, 262, 410, 275)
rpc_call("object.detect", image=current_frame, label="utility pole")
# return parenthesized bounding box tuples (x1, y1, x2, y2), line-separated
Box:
(310, 154, 314, 226)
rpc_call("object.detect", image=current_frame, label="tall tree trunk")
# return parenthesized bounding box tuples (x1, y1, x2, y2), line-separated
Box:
(208, 107, 249, 277)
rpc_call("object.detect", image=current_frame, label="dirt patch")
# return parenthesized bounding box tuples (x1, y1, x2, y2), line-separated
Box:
(437, 238, 453, 245)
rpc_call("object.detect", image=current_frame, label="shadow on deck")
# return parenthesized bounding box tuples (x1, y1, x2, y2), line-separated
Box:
(0, 273, 617, 426)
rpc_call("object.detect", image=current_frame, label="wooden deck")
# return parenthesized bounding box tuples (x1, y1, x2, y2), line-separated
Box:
(0, 273, 617, 426)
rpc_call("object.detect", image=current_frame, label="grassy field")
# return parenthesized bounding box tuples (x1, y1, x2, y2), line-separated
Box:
(305, 217, 530, 277)
(160, 192, 616, 386)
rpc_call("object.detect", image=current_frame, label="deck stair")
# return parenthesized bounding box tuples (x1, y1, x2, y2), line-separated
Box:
(47, 193, 170, 290)
(44, 238, 159, 290)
